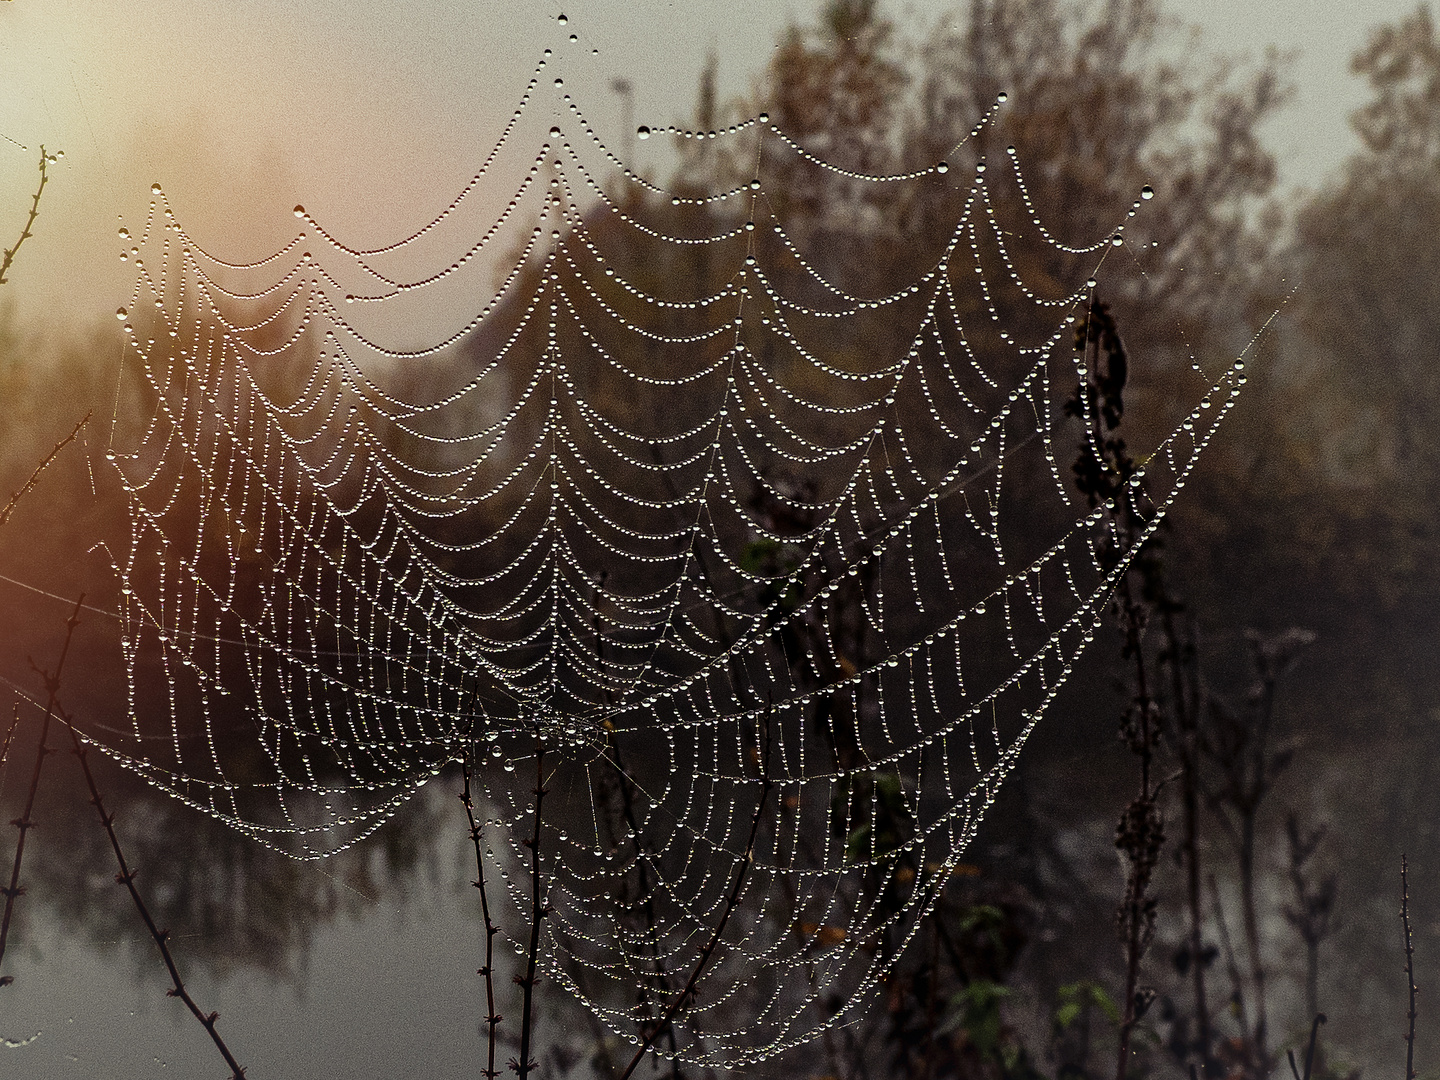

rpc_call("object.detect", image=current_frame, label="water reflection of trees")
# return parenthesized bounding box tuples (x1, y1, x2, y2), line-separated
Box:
(6, 0, 1440, 1077)
(0, 713, 452, 981)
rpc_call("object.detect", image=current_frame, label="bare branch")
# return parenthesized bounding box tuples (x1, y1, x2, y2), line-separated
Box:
(461, 759, 503, 1080)
(0, 593, 82, 986)
(0, 412, 91, 530)
(514, 733, 549, 1080)
(0, 703, 18, 769)
(30, 600, 249, 1077)
(0, 145, 51, 287)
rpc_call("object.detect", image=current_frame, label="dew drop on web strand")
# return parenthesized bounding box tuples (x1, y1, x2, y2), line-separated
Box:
(100, 63, 1253, 1069)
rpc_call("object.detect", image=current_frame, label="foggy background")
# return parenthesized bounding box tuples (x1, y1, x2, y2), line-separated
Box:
(3, 3, 1440, 1080)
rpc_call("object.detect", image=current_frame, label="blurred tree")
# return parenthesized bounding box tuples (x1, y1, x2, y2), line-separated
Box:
(762, 0, 909, 238)
(1291, 4, 1440, 479)
(672, 4, 1298, 1077)
(1174, 2, 1440, 746)
(916, 2, 1282, 369)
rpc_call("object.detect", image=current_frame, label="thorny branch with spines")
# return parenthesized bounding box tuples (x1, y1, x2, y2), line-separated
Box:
(513, 730, 550, 1080)
(0, 595, 83, 986)
(462, 758, 504, 1080)
(0, 143, 52, 287)
(0, 149, 91, 983)
(45, 600, 249, 1078)
(0, 409, 96, 984)
(0, 412, 91, 530)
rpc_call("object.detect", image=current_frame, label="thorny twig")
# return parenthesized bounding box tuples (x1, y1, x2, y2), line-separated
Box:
(0, 144, 51, 287)
(0, 594, 82, 986)
(44, 607, 248, 1077)
(462, 759, 503, 1080)
(0, 411, 92, 529)
(513, 731, 549, 1080)
(618, 710, 775, 1080)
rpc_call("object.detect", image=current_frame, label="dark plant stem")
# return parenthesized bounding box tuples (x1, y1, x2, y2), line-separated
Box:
(1066, 303, 1165, 1080)
(1283, 814, 1336, 1030)
(64, 718, 247, 1076)
(618, 718, 774, 1080)
(1207, 874, 1252, 1040)
(604, 730, 686, 1075)
(0, 593, 82, 986)
(595, 573, 686, 1078)
(1307, 1013, 1325, 1080)
(0, 144, 50, 286)
(594, 572, 684, 1074)
(462, 760, 503, 1080)
(1115, 571, 1160, 1080)
(922, 918, 941, 1080)
(0, 411, 91, 529)
(1231, 636, 1310, 1069)
(1163, 610, 1212, 1070)
(47, 633, 246, 1075)
(1239, 816, 1267, 1063)
(1403, 854, 1418, 1080)
(514, 734, 548, 1080)
(1287, 1014, 1325, 1080)
(1201, 626, 1314, 1077)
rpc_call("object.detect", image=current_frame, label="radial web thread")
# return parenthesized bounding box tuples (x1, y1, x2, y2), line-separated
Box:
(100, 59, 1250, 1067)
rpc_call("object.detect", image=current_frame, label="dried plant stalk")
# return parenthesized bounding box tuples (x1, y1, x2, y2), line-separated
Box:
(462, 760, 503, 1080)
(513, 735, 549, 1080)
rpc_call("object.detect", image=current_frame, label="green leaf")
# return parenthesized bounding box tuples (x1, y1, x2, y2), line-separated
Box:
(1055, 1001, 1083, 1031)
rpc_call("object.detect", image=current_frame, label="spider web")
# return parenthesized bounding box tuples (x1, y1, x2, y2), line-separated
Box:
(98, 56, 1248, 1068)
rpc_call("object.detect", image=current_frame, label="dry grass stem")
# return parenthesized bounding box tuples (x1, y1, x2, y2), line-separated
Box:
(514, 735, 549, 1080)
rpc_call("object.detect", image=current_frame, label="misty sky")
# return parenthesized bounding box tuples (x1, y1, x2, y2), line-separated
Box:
(0, 0, 1426, 329)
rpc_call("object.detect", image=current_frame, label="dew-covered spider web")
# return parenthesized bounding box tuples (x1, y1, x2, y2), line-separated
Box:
(99, 55, 1248, 1068)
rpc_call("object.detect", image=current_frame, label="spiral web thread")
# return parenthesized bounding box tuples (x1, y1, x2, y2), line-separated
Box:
(99, 56, 1249, 1068)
